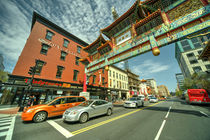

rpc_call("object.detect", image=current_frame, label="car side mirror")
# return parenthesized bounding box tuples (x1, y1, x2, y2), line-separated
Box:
(91, 105, 96, 108)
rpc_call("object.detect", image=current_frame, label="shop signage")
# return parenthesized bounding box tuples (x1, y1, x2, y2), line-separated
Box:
(24, 79, 71, 88)
(57, 90, 63, 94)
(38, 38, 81, 57)
(80, 92, 90, 100)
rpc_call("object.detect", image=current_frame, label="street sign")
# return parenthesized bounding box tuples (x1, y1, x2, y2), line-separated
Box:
(80, 92, 90, 100)
(57, 90, 63, 94)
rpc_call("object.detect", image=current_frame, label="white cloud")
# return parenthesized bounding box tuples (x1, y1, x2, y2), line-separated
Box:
(131, 59, 170, 77)
(0, 0, 136, 72)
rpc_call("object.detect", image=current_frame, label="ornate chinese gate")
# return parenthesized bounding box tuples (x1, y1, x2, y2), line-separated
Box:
(80, 0, 209, 73)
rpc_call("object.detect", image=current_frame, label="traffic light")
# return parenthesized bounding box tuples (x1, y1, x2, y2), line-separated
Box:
(28, 66, 35, 75)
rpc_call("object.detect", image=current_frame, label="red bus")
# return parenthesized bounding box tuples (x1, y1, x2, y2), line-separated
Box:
(185, 89, 210, 104)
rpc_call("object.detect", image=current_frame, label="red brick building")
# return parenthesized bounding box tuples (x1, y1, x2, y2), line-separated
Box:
(8, 12, 107, 105)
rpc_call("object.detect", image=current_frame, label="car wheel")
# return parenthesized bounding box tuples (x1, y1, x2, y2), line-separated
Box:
(107, 108, 112, 116)
(33, 111, 47, 123)
(79, 113, 88, 123)
(136, 103, 138, 108)
(142, 102, 144, 107)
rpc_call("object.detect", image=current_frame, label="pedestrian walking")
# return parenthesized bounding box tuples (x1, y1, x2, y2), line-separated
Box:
(27, 95, 36, 107)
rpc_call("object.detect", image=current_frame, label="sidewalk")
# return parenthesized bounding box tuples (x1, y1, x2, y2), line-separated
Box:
(0, 105, 20, 116)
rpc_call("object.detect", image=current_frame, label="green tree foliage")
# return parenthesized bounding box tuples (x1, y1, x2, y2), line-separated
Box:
(175, 91, 182, 97)
(183, 72, 210, 90)
(0, 70, 9, 82)
(0, 70, 11, 104)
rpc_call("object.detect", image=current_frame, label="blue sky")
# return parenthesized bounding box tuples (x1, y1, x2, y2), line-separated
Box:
(0, 0, 181, 92)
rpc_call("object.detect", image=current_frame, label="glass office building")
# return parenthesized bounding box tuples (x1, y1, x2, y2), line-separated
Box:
(175, 33, 210, 78)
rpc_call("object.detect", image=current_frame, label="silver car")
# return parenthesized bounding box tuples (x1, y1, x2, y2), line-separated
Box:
(124, 97, 144, 108)
(149, 97, 158, 103)
(63, 99, 113, 123)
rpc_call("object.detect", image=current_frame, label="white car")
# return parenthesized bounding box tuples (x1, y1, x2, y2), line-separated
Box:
(138, 95, 145, 101)
(124, 97, 144, 108)
(149, 97, 158, 103)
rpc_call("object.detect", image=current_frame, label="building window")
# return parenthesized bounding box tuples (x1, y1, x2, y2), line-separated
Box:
(93, 75, 96, 84)
(102, 77, 105, 85)
(63, 39, 69, 48)
(113, 72, 115, 78)
(45, 30, 54, 40)
(186, 53, 195, 58)
(56, 66, 64, 78)
(40, 44, 50, 55)
(109, 71, 111, 77)
(202, 58, 209, 62)
(73, 70, 79, 81)
(110, 79, 112, 87)
(35, 60, 45, 75)
(189, 60, 198, 64)
(191, 38, 201, 49)
(116, 73, 118, 79)
(205, 64, 210, 70)
(87, 76, 90, 84)
(77, 46, 81, 53)
(75, 57, 80, 65)
(60, 51, 67, 61)
(119, 74, 121, 80)
(193, 66, 202, 73)
(102, 69, 104, 74)
(181, 40, 192, 51)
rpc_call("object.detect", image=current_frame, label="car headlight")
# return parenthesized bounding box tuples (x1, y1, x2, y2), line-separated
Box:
(26, 109, 34, 113)
(69, 110, 79, 115)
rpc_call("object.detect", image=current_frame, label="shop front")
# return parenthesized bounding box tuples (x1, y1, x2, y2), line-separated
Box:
(6, 75, 84, 106)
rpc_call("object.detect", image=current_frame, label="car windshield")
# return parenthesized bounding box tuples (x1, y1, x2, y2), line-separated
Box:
(129, 98, 137, 101)
(151, 97, 156, 99)
(79, 100, 94, 107)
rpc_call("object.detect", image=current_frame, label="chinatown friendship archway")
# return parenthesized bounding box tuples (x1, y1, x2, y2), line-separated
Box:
(80, 0, 210, 92)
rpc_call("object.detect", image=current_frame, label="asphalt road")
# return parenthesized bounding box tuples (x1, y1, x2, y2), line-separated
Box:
(11, 97, 210, 140)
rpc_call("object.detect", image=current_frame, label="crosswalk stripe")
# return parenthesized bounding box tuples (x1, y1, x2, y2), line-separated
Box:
(0, 120, 12, 123)
(0, 118, 12, 121)
(0, 117, 12, 120)
(47, 120, 74, 138)
(0, 115, 12, 118)
(0, 131, 7, 137)
(6, 116, 16, 140)
(0, 122, 11, 126)
(0, 126, 10, 130)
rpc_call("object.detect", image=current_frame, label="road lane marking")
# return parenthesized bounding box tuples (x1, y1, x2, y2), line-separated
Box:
(199, 111, 209, 117)
(165, 106, 171, 118)
(0, 122, 11, 126)
(154, 106, 171, 140)
(5, 116, 16, 140)
(71, 101, 164, 135)
(154, 120, 166, 140)
(47, 120, 74, 138)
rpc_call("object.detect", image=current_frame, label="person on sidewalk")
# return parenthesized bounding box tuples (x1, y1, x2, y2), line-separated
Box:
(27, 95, 36, 107)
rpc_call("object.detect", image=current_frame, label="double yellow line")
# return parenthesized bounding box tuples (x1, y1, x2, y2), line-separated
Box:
(71, 101, 163, 135)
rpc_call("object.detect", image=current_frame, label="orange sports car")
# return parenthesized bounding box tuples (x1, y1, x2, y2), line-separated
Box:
(21, 96, 86, 123)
